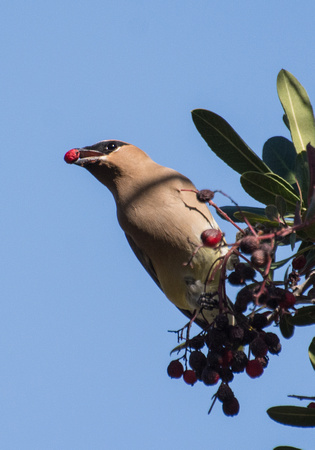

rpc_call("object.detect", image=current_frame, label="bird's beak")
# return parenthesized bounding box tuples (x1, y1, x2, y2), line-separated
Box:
(64, 148, 107, 166)
(74, 148, 106, 166)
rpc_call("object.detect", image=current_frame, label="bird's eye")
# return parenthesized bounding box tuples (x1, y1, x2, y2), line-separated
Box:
(106, 142, 117, 151)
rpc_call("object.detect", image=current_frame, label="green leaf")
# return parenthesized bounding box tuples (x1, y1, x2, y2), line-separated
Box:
(191, 109, 271, 174)
(302, 249, 315, 272)
(234, 211, 279, 227)
(282, 113, 291, 131)
(289, 306, 315, 326)
(290, 233, 297, 251)
(271, 255, 293, 270)
(218, 206, 267, 222)
(307, 143, 315, 206)
(277, 69, 315, 153)
(267, 405, 315, 427)
(265, 205, 280, 222)
(240, 172, 301, 212)
(262, 137, 297, 184)
(295, 151, 309, 205)
(305, 190, 315, 222)
(308, 337, 315, 370)
(280, 315, 294, 339)
(275, 195, 287, 216)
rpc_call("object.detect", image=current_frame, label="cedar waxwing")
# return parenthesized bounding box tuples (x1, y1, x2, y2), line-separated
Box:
(64, 140, 230, 328)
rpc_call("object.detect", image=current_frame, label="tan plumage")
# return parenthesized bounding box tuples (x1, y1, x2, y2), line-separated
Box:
(68, 140, 229, 327)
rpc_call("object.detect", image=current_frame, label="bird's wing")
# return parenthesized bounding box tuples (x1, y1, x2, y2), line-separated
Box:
(125, 232, 206, 328)
(124, 233, 162, 290)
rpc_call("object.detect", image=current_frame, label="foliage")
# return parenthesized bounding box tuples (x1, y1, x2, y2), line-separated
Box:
(167, 70, 315, 445)
(194, 69, 315, 424)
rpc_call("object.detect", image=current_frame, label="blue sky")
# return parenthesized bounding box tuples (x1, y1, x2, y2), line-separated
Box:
(1, 1, 315, 449)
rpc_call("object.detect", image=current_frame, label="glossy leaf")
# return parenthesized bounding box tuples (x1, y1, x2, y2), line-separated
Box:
(290, 233, 297, 251)
(303, 249, 315, 273)
(295, 151, 309, 205)
(282, 113, 290, 131)
(192, 109, 271, 174)
(265, 205, 280, 222)
(289, 306, 315, 326)
(267, 406, 315, 427)
(305, 190, 315, 222)
(277, 69, 315, 154)
(240, 172, 300, 212)
(218, 206, 267, 221)
(233, 211, 279, 227)
(275, 195, 287, 216)
(262, 136, 296, 184)
(307, 143, 315, 205)
(271, 255, 293, 270)
(308, 337, 315, 370)
(280, 315, 294, 339)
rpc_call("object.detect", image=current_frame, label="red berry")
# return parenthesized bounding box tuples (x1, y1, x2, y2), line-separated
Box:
(167, 360, 184, 379)
(64, 149, 80, 164)
(307, 402, 315, 409)
(222, 349, 234, 367)
(292, 254, 306, 271)
(201, 229, 222, 248)
(183, 369, 198, 386)
(246, 359, 264, 378)
(279, 291, 296, 309)
(201, 367, 220, 386)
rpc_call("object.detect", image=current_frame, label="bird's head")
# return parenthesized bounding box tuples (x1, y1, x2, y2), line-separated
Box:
(64, 139, 153, 194)
(64, 140, 130, 167)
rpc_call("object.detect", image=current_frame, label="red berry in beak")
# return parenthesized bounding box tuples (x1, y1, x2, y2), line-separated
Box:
(64, 149, 80, 164)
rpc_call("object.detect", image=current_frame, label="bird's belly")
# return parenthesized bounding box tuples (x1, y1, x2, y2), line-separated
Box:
(153, 245, 222, 312)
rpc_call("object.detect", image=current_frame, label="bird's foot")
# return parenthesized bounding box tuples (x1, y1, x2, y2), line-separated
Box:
(197, 292, 219, 310)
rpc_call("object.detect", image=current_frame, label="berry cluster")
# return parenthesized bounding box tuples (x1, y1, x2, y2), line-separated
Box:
(167, 310, 282, 416)
(166, 194, 310, 416)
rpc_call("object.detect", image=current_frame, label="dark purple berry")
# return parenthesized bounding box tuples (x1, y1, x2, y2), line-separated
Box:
(231, 350, 248, 373)
(214, 313, 229, 331)
(183, 370, 197, 385)
(263, 332, 281, 354)
(250, 313, 268, 330)
(292, 254, 306, 271)
(217, 383, 234, 402)
(250, 337, 268, 358)
(167, 360, 184, 378)
(219, 367, 234, 383)
(228, 271, 244, 286)
(187, 335, 205, 350)
(201, 366, 220, 386)
(222, 397, 240, 416)
(228, 325, 244, 343)
(189, 351, 207, 372)
(235, 287, 253, 313)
